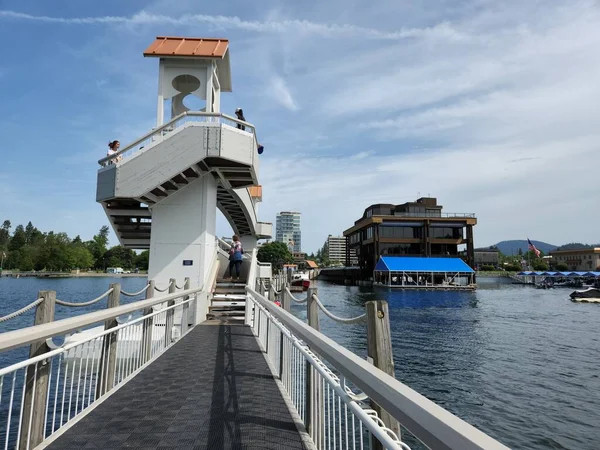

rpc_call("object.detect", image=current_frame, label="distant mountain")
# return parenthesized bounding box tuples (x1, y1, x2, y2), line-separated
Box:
(555, 242, 600, 251)
(494, 240, 558, 256)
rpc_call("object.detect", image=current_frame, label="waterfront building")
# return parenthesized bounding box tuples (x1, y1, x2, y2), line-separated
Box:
(275, 211, 301, 253)
(474, 247, 500, 269)
(549, 248, 600, 271)
(343, 197, 477, 275)
(327, 235, 346, 264)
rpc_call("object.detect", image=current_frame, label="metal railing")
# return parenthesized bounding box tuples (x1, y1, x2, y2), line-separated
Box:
(98, 111, 258, 167)
(391, 212, 476, 219)
(0, 286, 202, 449)
(245, 287, 509, 450)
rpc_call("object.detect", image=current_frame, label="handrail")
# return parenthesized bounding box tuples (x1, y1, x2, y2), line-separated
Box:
(97, 111, 258, 166)
(246, 287, 509, 450)
(0, 286, 205, 353)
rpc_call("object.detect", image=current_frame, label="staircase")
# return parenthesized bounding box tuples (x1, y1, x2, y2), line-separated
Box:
(206, 280, 247, 324)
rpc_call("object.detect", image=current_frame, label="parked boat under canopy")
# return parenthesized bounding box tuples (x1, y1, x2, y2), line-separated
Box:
(374, 256, 475, 290)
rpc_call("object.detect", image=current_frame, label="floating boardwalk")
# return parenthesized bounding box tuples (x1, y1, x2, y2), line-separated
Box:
(45, 325, 305, 450)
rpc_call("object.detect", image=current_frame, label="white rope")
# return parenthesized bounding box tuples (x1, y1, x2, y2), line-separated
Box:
(154, 285, 170, 292)
(285, 287, 307, 304)
(0, 298, 44, 323)
(312, 294, 367, 324)
(55, 288, 114, 307)
(121, 284, 151, 297)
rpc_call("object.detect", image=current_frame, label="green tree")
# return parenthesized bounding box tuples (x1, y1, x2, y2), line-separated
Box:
(86, 226, 110, 269)
(135, 250, 150, 270)
(0, 220, 11, 250)
(257, 242, 294, 272)
(9, 225, 26, 251)
(104, 246, 136, 269)
(555, 263, 569, 271)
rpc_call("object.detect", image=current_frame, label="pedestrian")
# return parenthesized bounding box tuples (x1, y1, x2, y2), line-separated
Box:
(226, 235, 244, 281)
(235, 108, 245, 131)
(107, 140, 122, 164)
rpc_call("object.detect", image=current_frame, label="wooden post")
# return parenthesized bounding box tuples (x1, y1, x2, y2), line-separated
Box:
(19, 291, 56, 450)
(142, 280, 155, 364)
(366, 300, 400, 448)
(305, 287, 322, 441)
(181, 278, 190, 334)
(281, 285, 291, 312)
(166, 278, 176, 344)
(96, 283, 120, 398)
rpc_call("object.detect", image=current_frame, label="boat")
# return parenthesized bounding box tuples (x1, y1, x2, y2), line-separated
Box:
(291, 272, 310, 290)
(569, 287, 600, 302)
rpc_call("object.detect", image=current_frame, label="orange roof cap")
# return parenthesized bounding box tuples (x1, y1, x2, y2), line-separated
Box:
(143, 36, 229, 58)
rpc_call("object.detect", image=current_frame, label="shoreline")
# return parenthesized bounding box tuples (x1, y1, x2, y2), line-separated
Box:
(0, 272, 147, 278)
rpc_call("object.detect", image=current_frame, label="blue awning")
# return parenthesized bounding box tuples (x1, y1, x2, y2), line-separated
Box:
(374, 256, 474, 273)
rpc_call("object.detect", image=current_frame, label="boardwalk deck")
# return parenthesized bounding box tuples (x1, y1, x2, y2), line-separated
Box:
(46, 325, 306, 450)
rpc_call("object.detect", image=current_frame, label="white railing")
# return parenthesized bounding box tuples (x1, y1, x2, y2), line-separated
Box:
(98, 111, 258, 167)
(0, 287, 202, 450)
(246, 287, 509, 450)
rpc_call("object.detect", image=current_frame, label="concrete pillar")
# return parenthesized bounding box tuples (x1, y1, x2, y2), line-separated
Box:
(148, 175, 217, 322)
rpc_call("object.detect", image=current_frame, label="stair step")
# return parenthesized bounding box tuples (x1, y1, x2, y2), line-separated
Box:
(211, 300, 244, 307)
(209, 305, 245, 311)
(208, 310, 245, 317)
(212, 294, 246, 300)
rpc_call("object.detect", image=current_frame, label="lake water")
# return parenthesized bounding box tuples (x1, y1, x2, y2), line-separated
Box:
(1, 276, 599, 449)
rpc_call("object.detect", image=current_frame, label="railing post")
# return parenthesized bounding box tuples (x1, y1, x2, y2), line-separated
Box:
(142, 280, 155, 364)
(305, 287, 322, 441)
(19, 291, 56, 450)
(281, 286, 291, 312)
(366, 300, 400, 448)
(97, 283, 120, 398)
(181, 278, 190, 334)
(166, 279, 176, 344)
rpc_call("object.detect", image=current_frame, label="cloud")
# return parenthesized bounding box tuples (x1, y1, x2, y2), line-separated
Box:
(0, 10, 465, 40)
(267, 75, 299, 111)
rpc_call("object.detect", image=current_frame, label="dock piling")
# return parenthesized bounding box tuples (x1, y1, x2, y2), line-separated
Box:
(96, 283, 120, 398)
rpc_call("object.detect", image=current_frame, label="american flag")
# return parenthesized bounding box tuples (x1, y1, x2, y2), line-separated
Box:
(527, 238, 541, 257)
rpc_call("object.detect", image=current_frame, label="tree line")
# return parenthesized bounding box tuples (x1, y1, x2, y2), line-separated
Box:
(0, 221, 149, 272)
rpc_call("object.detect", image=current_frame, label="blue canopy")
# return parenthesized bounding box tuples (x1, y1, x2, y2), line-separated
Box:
(375, 256, 474, 273)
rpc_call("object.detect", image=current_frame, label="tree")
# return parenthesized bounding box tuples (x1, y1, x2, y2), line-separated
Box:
(86, 226, 110, 269)
(0, 220, 11, 250)
(9, 225, 26, 251)
(135, 250, 150, 270)
(103, 246, 136, 269)
(555, 263, 569, 271)
(257, 242, 294, 272)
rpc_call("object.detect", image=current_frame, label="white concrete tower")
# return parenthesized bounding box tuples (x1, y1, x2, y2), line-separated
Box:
(96, 36, 272, 322)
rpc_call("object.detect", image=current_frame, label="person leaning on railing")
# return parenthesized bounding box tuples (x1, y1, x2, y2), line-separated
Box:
(107, 140, 122, 164)
(235, 108, 264, 154)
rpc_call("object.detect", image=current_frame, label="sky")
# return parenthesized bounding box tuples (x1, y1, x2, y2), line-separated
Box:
(0, 0, 599, 254)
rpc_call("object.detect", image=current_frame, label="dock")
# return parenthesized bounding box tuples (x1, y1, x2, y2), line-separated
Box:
(44, 324, 306, 449)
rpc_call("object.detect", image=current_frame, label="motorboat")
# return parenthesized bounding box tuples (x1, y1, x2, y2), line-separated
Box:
(569, 287, 600, 301)
(291, 272, 310, 290)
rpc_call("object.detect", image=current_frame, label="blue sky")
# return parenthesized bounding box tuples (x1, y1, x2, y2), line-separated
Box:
(1, 0, 599, 253)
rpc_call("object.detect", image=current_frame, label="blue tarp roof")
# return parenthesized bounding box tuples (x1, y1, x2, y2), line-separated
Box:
(375, 256, 474, 273)
(517, 271, 600, 277)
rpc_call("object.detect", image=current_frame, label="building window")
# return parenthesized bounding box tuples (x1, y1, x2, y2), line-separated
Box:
(430, 227, 462, 239)
(366, 227, 373, 239)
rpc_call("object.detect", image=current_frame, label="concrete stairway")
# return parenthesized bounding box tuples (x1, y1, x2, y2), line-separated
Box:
(206, 280, 247, 324)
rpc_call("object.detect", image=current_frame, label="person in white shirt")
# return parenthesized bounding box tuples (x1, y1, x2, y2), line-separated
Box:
(107, 140, 122, 164)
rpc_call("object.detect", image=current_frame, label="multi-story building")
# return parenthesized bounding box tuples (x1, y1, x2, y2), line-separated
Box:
(275, 211, 301, 253)
(327, 235, 346, 264)
(343, 197, 477, 275)
(474, 247, 500, 269)
(549, 248, 600, 271)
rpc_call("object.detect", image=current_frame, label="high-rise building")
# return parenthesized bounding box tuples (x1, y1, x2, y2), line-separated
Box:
(327, 235, 346, 264)
(276, 211, 301, 253)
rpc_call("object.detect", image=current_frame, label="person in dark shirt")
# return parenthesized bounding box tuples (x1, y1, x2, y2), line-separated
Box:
(235, 108, 246, 131)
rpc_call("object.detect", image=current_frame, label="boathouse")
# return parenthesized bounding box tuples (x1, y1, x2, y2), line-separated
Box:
(374, 256, 476, 289)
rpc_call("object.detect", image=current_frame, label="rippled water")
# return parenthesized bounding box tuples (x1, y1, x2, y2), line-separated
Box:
(1, 276, 598, 449)
(296, 278, 600, 450)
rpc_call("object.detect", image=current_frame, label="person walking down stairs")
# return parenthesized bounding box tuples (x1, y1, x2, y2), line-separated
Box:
(226, 235, 243, 281)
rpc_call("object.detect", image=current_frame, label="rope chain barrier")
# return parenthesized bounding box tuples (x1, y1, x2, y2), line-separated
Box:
(55, 288, 114, 307)
(121, 284, 151, 297)
(0, 298, 44, 323)
(175, 283, 185, 290)
(285, 286, 307, 304)
(312, 294, 367, 324)
(154, 284, 170, 292)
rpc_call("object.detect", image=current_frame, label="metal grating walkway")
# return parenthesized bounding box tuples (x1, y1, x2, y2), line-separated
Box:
(47, 325, 306, 450)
